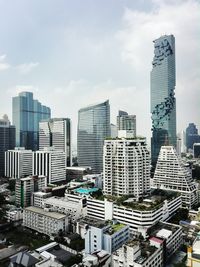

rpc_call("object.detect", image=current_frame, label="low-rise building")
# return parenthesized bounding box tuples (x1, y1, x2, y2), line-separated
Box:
(112, 222, 182, 267)
(112, 239, 163, 267)
(32, 191, 52, 208)
(187, 232, 200, 267)
(23, 206, 68, 237)
(148, 222, 183, 260)
(43, 194, 87, 223)
(82, 250, 111, 267)
(6, 208, 23, 222)
(15, 175, 47, 208)
(77, 218, 129, 254)
(86, 191, 182, 235)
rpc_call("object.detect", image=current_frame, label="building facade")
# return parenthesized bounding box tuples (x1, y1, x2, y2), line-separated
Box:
(0, 115, 15, 177)
(81, 219, 129, 254)
(39, 118, 71, 166)
(153, 146, 198, 208)
(112, 222, 182, 267)
(187, 232, 200, 267)
(12, 91, 51, 151)
(23, 206, 68, 237)
(15, 175, 47, 207)
(112, 239, 163, 267)
(193, 143, 200, 158)
(151, 35, 176, 166)
(43, 194, 87, 223)
(77, 100, 110, 173)
(5, 147, 33, 179)
(86, 195, 181, 235)
(117, 110, 136, 137)
(33, 148, 66, 184)
(103, 136, 150, 199)
(186, 123, 200, 151)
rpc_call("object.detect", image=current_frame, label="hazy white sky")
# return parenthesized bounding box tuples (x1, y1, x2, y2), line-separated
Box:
(0, 0, 199, 146)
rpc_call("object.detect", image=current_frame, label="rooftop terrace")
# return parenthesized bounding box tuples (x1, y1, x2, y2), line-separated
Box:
(91, 189, 179, 211)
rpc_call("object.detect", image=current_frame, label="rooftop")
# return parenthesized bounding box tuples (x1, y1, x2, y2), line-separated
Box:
(24, 206, 67, 220)
(47, 244, 75, 263)
(10, 251, 39, 267)
(91, 189, 179, 211)
(78, 217, 125, 233)
(126, 239, 140, 247)
(79, 100, 109, 112)
(148, 222, 181, 238)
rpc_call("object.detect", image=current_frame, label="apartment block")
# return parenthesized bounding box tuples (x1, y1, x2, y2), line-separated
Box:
(33, 147, 66, 184)
(153, 146, 198, 208)
(15, 175, 47, 208)
(43, 194, 87, 223)
(77, 218, 129, 254)
(103, 135, 150, 199)
(5, 147, 33, 179)
(32, 191, 52, 208)
(23, 206, 68, 237)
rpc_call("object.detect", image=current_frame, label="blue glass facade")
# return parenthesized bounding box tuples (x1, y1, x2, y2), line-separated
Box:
(0, 116, 15, 177)
(186, 123, 200, 150)
(13, 92, 51, 150)
(151, 35, 176, 166)
(77, 100, 110, 173)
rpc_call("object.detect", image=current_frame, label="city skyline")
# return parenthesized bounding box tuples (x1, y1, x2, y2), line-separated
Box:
(0, 0, 199, 146)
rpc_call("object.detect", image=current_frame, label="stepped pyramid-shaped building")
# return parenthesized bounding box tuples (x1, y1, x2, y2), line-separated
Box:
(153, 146, 198, 208)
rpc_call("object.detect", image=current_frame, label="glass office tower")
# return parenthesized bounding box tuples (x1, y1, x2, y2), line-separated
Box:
(186, 123, 200, 151)
(77, 100, 110, 173)
(13, 92, 51, 151)
(151, 35, 176, 167)
(39, 118, 71, 167)
(0, 115, 15, 177)
(117, 110, 136, 137)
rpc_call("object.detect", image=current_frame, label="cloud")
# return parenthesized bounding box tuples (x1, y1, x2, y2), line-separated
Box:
(116, 0, 200, 132)
(0, 54, 10, 71)
(6, 85, 39, 96)
(16, 62, 39, 74)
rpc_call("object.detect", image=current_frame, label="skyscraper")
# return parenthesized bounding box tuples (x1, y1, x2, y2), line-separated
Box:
(33, 148, 66, 184)
(12, 92, 51, 151)
(117, 110, 136, 137)
(39, 118, 71, 166)
(5, 147, 33, 179)
(77, 100, 110, 173)
(0, 115, 15, 177)
(186, 123, 200, 151)
(103, 131, 150, 199)
(151, 35, 176, 166)
(153, 146, 198, 208)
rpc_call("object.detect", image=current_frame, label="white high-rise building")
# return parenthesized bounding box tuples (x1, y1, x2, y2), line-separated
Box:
(39, 118, 71, 166)
(5, 147, 33, 179)
(177, 130, 187, 154)
(33, 147, 66, 184)
(103, 131, 150, 199)
(153, 146, 198, 208)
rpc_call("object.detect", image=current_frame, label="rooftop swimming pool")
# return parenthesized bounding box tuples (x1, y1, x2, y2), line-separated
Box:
(74, 187, 99, 195)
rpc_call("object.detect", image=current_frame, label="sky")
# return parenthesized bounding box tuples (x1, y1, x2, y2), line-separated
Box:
(0, 0, 199, 147)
